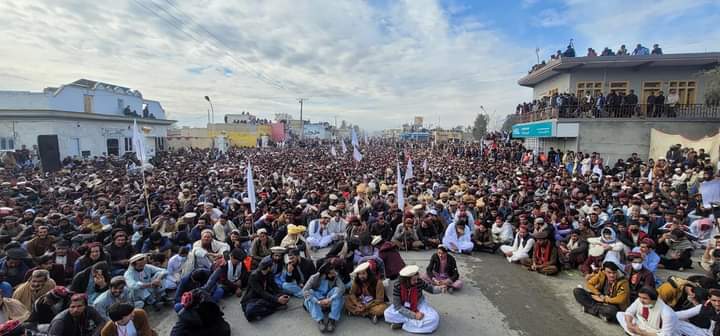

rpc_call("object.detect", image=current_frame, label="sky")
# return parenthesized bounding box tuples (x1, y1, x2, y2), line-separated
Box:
(0, 0, 718, 131)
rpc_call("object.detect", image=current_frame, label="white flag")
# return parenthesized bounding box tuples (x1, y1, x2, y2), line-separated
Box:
(246, 162, 257, 213)
(423, 159, 428, 172)
(364, 133, 369, 146)
(592, 165, 603, 179)
(353, 146, 363, 162)
(351, 128, 359, 148)
(404, 158, 414, 182)
(396, 162, 404, 211)
(341, 140, 348, 154)
(131, 119, 147, 165)
(330, 145, 337, 157)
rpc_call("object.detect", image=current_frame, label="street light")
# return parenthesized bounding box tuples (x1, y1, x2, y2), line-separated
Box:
(204, 96, 215, 149)
(204, 96, 214, 124)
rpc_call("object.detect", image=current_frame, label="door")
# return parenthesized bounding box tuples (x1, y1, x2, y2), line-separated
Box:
(37, 135, 61, 172)
(641, 81, 662, 115)
(83, 95, 93, 113)
(106, 138, 119, 156)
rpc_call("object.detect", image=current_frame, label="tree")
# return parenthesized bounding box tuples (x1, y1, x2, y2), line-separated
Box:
(701, 66, 720, 106)
(501, 115, 519, 132)
(471, 113, 489, 140)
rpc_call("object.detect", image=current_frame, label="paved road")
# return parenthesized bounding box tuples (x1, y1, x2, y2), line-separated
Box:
(153, 249, 641, 335)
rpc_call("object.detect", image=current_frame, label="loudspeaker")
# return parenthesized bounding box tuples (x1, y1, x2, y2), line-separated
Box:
(37, 135, 61, 172)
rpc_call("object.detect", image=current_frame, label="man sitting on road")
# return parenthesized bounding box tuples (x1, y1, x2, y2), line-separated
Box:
(344, 262, 388, 324)
(384, 265, 445, 333)
(422, 245, 462, 292)
(500, 225, 534, 264)
(241, 256, 289, 322)
(617, 286, 678, 335)
(574, 261, 629, 322)
(303, 260, 345, 333)
(523, 231, 559, 275)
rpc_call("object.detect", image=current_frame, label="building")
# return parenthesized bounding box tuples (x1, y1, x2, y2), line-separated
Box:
(167, 114, 286, 149)
(0, 79, 174, 170)
(510, 52, 720, 162)
(432, 129, 465, 142)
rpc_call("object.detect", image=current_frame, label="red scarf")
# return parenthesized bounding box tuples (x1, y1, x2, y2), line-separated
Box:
(400, 283, 419, 312)
(533, 241, 552, 263)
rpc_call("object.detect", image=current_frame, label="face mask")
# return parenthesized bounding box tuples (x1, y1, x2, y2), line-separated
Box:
(630, 229, 639, 234)
(642, 303, 655, 309)
(631, 263, 642, 271)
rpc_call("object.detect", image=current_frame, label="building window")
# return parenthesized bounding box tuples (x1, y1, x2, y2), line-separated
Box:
(608, 81, 629, 95)
(668, 80, 697, 104)
(0, 137, 15, 151)
(155, 137, 166, 151)
(576, 81, 603, 98)
(124, 137, 133, 152)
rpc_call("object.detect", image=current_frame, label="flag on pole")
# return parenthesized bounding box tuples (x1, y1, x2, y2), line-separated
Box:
(246, 162, 257, 213)
(351, 128, 359, 148)
(341, 140, 348, 154)
(131, 119, 147, 165)
(396, 162, 404, 211)
(404, 158, 414, 182)
(364, 133, 369, 146)
(422, 159, 428, 172)
(330, 145, 337, 157)
(352, 146, 363, 162)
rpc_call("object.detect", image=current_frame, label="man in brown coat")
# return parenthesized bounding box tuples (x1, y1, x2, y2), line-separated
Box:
(101, 303, 157, 336)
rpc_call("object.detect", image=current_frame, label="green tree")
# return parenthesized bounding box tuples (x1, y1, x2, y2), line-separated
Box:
(471, 113, 489, 140)
(501, 115, 519, 132)
(701, 66, 720, 106)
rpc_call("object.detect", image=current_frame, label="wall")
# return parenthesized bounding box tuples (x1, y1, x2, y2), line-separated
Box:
(532, 73, 570, 99)
(0, 91, 51, 109)
(9, 119, 167, 159)
(575, 119, 719, 163)
(570, 67, 708, 101)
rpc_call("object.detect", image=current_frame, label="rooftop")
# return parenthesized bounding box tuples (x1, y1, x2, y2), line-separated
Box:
(519, 52, 720, 87)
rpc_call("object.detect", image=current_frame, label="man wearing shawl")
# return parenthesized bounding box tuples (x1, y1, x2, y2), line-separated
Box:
(523, 231, 559, 275)
(384, 265, 444, 333)
(124, 254, 172, 308)
(181, 229, 230, 277)
(12, 269, 55, 311)
(441, 220, 473, 254)
(345, 262, 387, 324)
(617, 287, 678, 336)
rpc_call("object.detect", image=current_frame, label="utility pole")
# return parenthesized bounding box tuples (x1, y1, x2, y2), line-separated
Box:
(297, 98, 307, 139)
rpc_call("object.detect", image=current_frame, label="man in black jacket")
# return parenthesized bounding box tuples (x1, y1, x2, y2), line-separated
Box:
(623, 89, 639, 117)
(281, 248, 316, 298)
(422, 245, 462, 292)
(241, 256, 289, 321)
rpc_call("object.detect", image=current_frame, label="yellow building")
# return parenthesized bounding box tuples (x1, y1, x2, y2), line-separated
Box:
(432, 129, 464, 142)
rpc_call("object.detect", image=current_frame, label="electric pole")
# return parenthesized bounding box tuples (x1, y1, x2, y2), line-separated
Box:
(297, 98, 307, 139)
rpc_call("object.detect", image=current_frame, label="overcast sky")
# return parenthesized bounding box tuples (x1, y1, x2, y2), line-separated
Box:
(1, 0, 718, 130)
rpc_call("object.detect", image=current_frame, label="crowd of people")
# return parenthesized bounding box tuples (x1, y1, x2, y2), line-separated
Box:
(0, 133, 719, 335)
(530, 41, 665, 74)
(515, 88, 684, 120)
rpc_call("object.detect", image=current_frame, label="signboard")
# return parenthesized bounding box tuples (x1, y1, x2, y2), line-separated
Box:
(512, 121, 555, 138)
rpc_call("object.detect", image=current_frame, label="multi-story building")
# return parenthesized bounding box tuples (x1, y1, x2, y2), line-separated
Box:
(509, 52, 720, 162)
(0, 79, 174, 171)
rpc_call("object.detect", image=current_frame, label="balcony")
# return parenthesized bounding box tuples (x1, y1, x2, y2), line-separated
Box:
(511, 104, 720, 123)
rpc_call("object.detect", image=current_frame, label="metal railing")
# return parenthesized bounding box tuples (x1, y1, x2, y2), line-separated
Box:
(512, 104, 720, 123)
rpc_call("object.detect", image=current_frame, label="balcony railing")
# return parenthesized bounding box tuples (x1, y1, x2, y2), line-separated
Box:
(511, 104, 720, 123)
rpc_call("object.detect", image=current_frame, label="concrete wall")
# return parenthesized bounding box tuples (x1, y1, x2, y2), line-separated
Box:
(6, 119, 167, 159)
(575, 119, 720, 163)
(532, 73, 570, 99)
(569, 66, 708, 102)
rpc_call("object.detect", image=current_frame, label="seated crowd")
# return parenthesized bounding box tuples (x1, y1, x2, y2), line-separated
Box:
(0, 135, 718, 335)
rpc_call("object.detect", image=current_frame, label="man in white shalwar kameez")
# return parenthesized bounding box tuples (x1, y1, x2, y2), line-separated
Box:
(384, 265, 444, 333)
(617, 287, 678, 336)
(442, 222, 473, 254)
(500, 225, 535, 263)
(307, 213, 334, 249)
(124, 254, 173, 308)
(674, 288, 720, 336)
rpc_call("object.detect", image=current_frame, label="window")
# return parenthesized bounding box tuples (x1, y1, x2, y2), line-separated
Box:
(576, 81, 603, 97)
(155, 137, 166, 151)
(668, 80, 697, 104)
(106, 139, 119, 156)
(124, 137, 133, 152)
(0, 137, 15, 150)
(608, 81, 629, 95)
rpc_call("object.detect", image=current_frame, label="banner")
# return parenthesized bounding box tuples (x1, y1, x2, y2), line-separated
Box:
(131, 120, 147, 165)
(649, 128, 720, 163)
(700, 180, 720, 208)
(270, 122, 286, 142)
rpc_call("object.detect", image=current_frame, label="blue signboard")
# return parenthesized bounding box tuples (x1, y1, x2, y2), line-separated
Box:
(512, 121, 555, 138)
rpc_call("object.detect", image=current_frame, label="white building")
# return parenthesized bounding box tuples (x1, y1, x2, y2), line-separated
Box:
(0, 79, 174, 170)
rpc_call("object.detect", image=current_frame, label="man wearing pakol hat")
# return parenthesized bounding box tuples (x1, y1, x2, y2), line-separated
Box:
(307, 212, 334, 250)
(423, 245, 462, 292)
(249, 228, 275, 265)
(345, 262, 388, 324)
(241, 256, 289, 322)
(574, 261, 630, 323)
(384, 264, 444, 333)
(124, 254, 172, 309)
(0, 248, 32, 287)
(267, 246, 287, 289)
(303, 260, 345, 333)
(500, 225, 535, 264)
(522, 231, 559, 276)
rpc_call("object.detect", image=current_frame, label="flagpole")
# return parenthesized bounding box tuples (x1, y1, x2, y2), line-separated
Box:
(141, 168, 153, 225)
